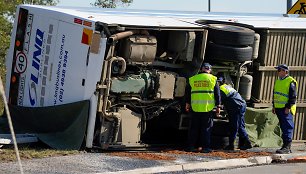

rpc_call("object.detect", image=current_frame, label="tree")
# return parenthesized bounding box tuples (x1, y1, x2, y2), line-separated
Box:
(22, 0, 58, 5)
(0, 0, 19, 81)
(92, 0, 133, 8)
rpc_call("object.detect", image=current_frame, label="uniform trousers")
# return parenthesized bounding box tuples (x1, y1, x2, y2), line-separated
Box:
(275, 108, 294, 142)
(227, 104, 249, 144)
(187, 111, 214, 149)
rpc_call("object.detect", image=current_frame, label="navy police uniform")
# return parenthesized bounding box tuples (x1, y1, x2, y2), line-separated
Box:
(273, 64, 297, 154)
(185, 63, 221, 153)
(218, 79, 252, 150)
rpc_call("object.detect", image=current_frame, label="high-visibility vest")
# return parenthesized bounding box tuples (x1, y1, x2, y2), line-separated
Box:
(220, 84, 236, 97)
(189, 73, 216, 112)
(273, 76, 298, 115)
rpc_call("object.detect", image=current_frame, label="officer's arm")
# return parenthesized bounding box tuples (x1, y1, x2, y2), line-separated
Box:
(185, 80, 191, 105)
(214, 82, 221, 107)
(185, 80, 192, 112)
(285, 82, 297, 109)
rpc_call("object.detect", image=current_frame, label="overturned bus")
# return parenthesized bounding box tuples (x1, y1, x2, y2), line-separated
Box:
(4, 5, 306, 150)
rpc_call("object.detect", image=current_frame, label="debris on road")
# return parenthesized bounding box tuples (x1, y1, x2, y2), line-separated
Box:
(107, 152, 176, 161)
(163, 150, 272, 159)
(107, 149, 272, 161)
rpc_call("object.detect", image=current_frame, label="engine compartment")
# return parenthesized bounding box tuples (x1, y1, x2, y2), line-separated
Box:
(95, 25, 207, 148)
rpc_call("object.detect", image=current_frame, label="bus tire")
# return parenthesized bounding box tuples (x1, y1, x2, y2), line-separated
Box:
(212, 119, 230, 136)
(206, 42, 253, 62)
(208, 24, 255, 46)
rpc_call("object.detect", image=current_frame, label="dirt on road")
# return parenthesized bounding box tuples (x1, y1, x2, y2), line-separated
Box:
(108, 149, 272, 161)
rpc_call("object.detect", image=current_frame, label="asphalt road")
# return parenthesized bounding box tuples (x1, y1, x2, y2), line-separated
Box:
(203, 163, 306, 174)
(0, 145, 305, 174)
(0, 152, 220, 174)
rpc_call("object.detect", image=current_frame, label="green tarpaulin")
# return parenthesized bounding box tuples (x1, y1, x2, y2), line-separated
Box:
(245, 107, 282, 147)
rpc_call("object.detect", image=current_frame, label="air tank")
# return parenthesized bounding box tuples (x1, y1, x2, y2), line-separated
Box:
(238, 75, 253, 101)
(252, 33, 260, 59)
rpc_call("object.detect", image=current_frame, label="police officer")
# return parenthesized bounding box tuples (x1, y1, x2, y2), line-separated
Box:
(273, 64, 297, 154)
(217, 77, 252, 150)
(185, 63, 221, 153)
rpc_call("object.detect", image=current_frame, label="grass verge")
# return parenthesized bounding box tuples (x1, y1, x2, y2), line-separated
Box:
(0, 143, 80, 163)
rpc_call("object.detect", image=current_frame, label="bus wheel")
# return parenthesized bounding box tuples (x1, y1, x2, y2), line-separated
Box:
(206, 42, 253, 62)
(207, 24, 255, 46)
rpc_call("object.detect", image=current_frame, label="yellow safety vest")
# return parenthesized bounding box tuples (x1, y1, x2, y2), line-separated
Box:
(220, 84, 236, 96)
(273, 76, 298, 115)
(189, 73, 216, 112)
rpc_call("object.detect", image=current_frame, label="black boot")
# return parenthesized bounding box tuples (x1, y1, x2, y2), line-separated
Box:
(239, 138, 252, 150)
(185, 147, 198, 152)
(224, 143, 235, 150)
(276, 141, 292, 154)
(238, 138, 244, 149)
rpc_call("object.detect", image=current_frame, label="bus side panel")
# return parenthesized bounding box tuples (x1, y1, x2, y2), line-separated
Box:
(46, 21, 89, 106)
(83, 36, 107, 99)
(19, 12, 60, 107)
(6, 7, 55, 107)
(7, 7, 92, 107)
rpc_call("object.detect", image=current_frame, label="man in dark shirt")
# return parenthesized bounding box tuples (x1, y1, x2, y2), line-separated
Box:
(218, 76, 252, 150)
(185, 63, 221, 153)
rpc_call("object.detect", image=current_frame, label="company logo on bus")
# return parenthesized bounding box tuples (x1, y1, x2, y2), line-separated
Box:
(28, 28, 44, 106)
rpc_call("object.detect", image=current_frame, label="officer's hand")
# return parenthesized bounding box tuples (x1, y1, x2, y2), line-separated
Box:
(185, 103, 190, 112)
(215, 107, 220, 116)
(285, 108, 290, 115)
(272, 107, 275, 114)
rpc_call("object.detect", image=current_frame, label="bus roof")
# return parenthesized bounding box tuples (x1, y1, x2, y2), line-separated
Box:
(21, 5, 306, 29)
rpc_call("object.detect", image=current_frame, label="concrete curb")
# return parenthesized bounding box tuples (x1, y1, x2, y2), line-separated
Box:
(102, 156, 272, 174)
(271, 152, 306, 161)
(182, 156, 272, 171)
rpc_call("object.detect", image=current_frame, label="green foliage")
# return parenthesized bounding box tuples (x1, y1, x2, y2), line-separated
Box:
(0, 0, 16, 115)
(0, 16, 10, 114)
(23, 0, 59, 6)
(92, 0, 133, 8)
(0, 17, 11, 76)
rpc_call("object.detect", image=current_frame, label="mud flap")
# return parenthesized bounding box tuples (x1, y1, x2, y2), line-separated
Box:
(1, 100, 89, 150)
